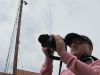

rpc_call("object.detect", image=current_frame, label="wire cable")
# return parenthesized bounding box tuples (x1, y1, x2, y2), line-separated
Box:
(0, 0, 18, 25)
(50, 0, 52, 34)
(4, 0, 21, 74)
(18, 50, 23, 70)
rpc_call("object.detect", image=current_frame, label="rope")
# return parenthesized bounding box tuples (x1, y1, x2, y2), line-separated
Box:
(4, 0, 21, 74)
(18, 50, 23, 70)
(0, 0, 18, 25)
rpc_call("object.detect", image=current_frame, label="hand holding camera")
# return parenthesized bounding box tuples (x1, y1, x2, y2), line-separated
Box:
(38, 34, 67, 59)
(42, 47, 54, 57)
(51, 34, 66, 56)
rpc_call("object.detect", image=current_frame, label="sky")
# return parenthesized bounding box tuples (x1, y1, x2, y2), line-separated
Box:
(0, 0, 100, 75)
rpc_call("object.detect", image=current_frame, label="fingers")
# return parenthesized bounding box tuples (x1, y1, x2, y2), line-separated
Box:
(42, 47, 54, 57)
(50, 34, 66, 56)
(51, 34, 64, 45)
(42, 47, 49, 51)
(41, 34, 66, 57)
(42, 47, 49, 57)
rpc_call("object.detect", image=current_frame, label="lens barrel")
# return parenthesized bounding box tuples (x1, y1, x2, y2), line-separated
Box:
(38, 34, 56, 48)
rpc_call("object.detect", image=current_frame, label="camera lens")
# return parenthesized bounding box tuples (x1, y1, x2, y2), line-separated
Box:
(38, 34, 56, 48)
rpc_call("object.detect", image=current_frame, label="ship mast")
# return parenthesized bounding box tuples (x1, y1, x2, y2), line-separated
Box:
(13, 0, 27, 75)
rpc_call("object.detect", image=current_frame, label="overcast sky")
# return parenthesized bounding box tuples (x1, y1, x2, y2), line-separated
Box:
(0, 0, 100, 75)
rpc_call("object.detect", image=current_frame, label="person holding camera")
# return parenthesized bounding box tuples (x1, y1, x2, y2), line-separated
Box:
(39, 33, 100, 75)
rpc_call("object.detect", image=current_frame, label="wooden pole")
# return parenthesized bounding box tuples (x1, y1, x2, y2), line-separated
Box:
(13, 0, 23, 75)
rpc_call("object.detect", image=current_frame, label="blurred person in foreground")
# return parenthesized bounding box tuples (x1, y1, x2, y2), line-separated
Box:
(39, 33, 100, 75)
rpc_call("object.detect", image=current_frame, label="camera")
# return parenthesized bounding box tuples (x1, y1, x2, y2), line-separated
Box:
(38, 34, 67, 60)
(38, 34, 66, 48)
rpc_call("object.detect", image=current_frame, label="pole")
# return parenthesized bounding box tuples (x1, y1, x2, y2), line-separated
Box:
(13, 0, 23, 75)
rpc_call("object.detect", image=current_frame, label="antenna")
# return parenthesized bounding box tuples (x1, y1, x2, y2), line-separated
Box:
(50, 0, 52, 34)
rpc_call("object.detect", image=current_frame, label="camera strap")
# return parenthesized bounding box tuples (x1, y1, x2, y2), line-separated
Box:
(48, 50, 62, 75)
(48, 50, 60, 60)
(47, 45, 67, 75)
(80, 54, 98, 62)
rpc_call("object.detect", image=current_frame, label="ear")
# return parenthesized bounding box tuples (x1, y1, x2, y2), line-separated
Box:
(88, 46, 93, 54)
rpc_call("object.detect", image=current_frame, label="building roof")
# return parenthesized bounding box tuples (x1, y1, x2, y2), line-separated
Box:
(0, 69, 39, 75)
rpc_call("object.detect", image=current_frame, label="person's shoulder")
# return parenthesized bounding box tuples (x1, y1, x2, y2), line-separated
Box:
(91, 59, 100, 69)
(91, 59, 100, 66)
(95, 59, 100, 62)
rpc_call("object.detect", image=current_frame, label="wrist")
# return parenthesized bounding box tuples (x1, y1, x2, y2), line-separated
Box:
(59, 50, 66, 56)
(44, 57, 53, 65)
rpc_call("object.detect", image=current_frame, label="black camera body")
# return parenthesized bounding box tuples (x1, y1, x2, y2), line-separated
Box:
(38, 34, 67, 60)
(38, 34, 66, 48)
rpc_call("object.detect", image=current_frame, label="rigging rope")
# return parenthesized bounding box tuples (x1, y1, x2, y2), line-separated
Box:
(4, 0, 21, 74)
(18, 50, 23, 70)
(0, 0, 18, 25)
(4, 0, 27, 75)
